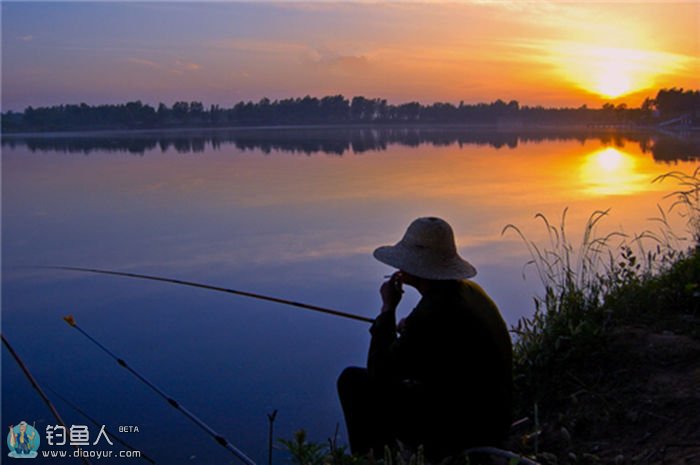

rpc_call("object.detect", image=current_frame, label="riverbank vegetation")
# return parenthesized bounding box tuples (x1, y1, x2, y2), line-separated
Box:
(279, 169, 700, 465)
(2, 88, 698, 133)
(504, 169, 700, 464)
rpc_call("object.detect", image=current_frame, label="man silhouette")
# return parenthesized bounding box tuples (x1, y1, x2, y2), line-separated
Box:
(338, 217, 512, 460)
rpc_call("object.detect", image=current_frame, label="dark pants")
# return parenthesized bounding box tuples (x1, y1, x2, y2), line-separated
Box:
(337, 367, 452, 460)
(337, 367, 398, 457)
(337, 367, 506, 461)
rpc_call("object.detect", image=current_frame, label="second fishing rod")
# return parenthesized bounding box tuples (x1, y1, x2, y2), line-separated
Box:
(39, 266, 376, 324)
(48, 266, 392, 465)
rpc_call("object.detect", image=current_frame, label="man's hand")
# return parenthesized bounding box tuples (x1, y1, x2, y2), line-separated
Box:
(380, 272, 403, 313)
(397, 317, 408, 335)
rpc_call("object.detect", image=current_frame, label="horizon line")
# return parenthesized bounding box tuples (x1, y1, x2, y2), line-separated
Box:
(7, 88, 697, 114)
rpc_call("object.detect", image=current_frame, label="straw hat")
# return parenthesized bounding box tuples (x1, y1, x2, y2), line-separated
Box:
(373, 217, 477, 280)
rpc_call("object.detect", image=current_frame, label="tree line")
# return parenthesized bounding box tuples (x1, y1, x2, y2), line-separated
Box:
(2, 88, 698, 133)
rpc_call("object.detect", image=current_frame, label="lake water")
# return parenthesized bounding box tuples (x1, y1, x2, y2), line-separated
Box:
(2, 127, 699, 464)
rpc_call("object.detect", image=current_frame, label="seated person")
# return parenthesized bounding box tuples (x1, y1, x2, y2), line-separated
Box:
(338, 217, 513, 461)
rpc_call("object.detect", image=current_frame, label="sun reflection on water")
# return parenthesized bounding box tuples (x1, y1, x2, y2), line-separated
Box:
(580, 147, 645, 196)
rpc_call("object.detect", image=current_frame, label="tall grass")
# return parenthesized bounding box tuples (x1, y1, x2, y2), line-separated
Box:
(652, 166, 700, 248)
(503, 209, 621, 406)
(504, 168, 700, 412)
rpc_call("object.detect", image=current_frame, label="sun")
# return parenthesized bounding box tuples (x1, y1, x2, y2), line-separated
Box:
(544, 42, 691, 100)
(584, 47, 648, 98)
(565, 45, 653, 99)
(593, 64, 634, 99)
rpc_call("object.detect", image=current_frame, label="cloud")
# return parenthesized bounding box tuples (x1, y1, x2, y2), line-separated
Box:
(516, 38, 696, 77)
(215, 38, 307, 55)
(215, 38, 373, 75)
(301, 47, 371, 70)
(334, 55, 370, 69)
(127, 57, 201, 75)
(18, 35, 33, 42)
(127, 57, 162, 69)
(175, 60, 201, 71)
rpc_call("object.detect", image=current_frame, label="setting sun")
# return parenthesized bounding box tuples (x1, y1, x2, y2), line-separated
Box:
(585, 47, 657, 98)
(541, 42, 693, 99)
(594, 63, 634, 99)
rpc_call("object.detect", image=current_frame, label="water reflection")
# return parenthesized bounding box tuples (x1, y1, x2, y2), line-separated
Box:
(2, 127, 699, 163)
(2, 129, 699, 465)
(580, 147, 645, 196)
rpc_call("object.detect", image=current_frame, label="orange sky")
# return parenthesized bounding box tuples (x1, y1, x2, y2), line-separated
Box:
(2, 1, 699, 110)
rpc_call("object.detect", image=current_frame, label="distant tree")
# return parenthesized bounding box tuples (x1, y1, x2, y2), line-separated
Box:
(320, 95, 349, 123)
(209, 104, 223, 124)
(3, 88, 697, 133)
(172, 101, 190, 123)
(190, 101, 204, 115)
(395, 102, 421, 122)
(157, 103, 170, 124)
(351, 96, 373, 121)
(654, 88, 700, 117)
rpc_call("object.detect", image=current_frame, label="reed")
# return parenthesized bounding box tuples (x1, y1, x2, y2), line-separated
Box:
(503, 168, 700, 416)
(653, 166, 700, 248)
(502, 209, 620, 409)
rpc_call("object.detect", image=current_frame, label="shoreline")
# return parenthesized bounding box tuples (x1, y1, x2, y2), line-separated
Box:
(3, 123, 697, 139)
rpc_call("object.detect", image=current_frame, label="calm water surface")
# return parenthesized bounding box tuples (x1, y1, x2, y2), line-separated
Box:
(2, 128, 698, 464)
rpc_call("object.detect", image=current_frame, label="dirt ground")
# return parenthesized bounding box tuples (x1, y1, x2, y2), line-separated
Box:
(508, 325, 700, 465)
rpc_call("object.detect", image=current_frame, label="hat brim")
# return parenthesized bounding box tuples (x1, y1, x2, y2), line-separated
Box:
(373, 244, 477, 280)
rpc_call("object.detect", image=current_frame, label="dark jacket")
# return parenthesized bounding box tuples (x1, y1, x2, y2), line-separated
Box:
(367, 279, 512, 450)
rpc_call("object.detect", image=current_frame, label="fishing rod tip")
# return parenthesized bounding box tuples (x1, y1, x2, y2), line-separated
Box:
(63, 315, 77, 327)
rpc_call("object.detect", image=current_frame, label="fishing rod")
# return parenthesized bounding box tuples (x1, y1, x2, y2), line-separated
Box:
(2, 333, 93, 465)
(40, 266, 374, 324)
(62, 315, 257, 465)
(46, 386, 157, 465)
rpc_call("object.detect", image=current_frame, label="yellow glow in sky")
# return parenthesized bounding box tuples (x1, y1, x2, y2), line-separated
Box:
(534, 42, 694, 99)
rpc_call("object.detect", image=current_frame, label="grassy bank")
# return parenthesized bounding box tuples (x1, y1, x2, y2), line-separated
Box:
(505, 244, 699, 465)
(506, 169, 700, 464)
